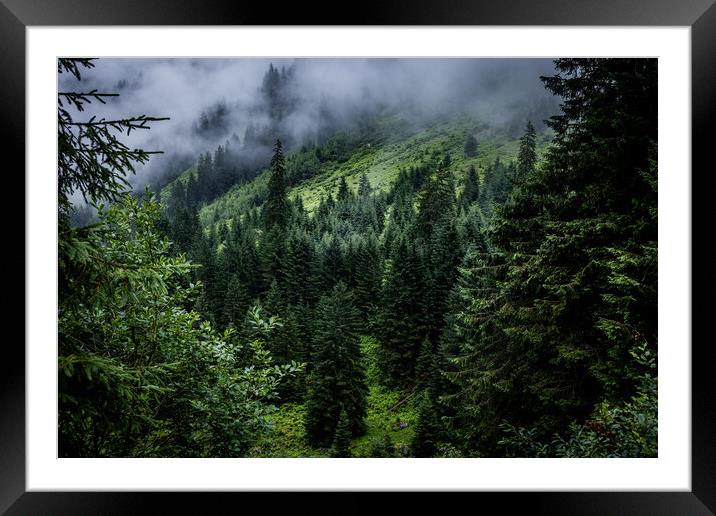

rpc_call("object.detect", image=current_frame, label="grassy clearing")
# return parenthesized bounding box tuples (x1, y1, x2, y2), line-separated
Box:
(183, 114, 552, 230)
(289, 117, 523, 213)
(250, 335, 417, 458)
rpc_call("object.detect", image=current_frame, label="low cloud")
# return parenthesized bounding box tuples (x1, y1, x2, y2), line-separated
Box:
(59, 58, 560, 189)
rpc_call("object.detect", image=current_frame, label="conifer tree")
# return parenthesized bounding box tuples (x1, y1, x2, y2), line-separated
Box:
(263, 139, 289, 229)
(186, 172, 199, 207)
(464, 132, 478, 157)
(166, 180, 187, 219)
(412, 391, 442, 458)
(415, 160, 456, 244)
(378, 234, 428, 385)
(256, 140, 291, 295)
(447, 58, 658, 455)
(331, 409, 353, 457)
(57, 58, 169, 217)
(357, 172, 372, 198)
(320, 235, 346, 290)
(305, 283, 367, 447)
(515, 120, 537, 183)
(195, 152, 214, 202)
(337, 176, 352, 203)
(458, 165, 480, 210)
(169, 205, 201, 256)
(223, 273, 250, 328)
(479, 156, 513, 216)
(411, 160, 460, 342)
(282, 229, 319, 305)
(412, 333, 459, 457)
(352, 234, 382, 326)
(425, 218, 461, 342)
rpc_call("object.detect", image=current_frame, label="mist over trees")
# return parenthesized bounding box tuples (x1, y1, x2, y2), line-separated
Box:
(58, 57, 657, 458)
(61, 58, 560, 207)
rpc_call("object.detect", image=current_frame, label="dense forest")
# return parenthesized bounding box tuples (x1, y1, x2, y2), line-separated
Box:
(58, 57, 657, 458)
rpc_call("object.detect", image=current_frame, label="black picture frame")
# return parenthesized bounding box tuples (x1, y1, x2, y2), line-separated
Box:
(4, 1, 714, 513)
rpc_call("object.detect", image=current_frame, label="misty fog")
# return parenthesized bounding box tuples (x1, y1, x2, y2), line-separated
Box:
(59, 58, 560, 192)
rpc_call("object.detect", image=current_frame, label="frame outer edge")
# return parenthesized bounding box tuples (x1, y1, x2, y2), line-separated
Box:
(0, 0, 27, 514)
(6, 0, 716, 513)
(1, 0, 716, 26)
(691, 1, 716, 514)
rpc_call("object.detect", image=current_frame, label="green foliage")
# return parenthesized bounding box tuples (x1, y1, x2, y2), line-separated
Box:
(59, 193, 298, 457)
(58, 59, 301, 458)
(515, 120, 537, 183)
(241, 336, 420, 457)
(331, 409, 353, 457)
(458, 165, 480, 211)
(368, 434, 399, 457)
(498, 343, 657, 457)
(443, 59, 657, 456)
(464, 132, 478, 158)
(305, 283, 368, 447)
(412, 390, 442, 457)
(69, 58, 656, 459)
(263, 139, 289, 229)
(377, 235, 428, 385)
(223, 273, 250, 328)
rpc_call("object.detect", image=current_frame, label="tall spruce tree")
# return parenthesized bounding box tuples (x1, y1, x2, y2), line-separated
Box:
(352, 233, 382, 326)
(447, 58, 658, 455)
(515, 120, 537, 183)
(257, 139, 290, 294)
(464, 132, 478, 157)
(223, 273, 250, 328)
(337, 175, 352, 203)
(263, 139, 289, 229)
(357, 172, 373, 198)
(458, 165, 480, 211)
(378, 234, 428, 385)
(305, 283, 367, 447)
(414, 159, 460, 343)
(331, 409, 353, 457)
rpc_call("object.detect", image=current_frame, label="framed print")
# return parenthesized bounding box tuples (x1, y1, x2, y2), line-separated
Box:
(4, 0, 714, 513)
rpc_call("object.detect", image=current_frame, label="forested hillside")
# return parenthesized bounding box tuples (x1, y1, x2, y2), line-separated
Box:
(58, 58, 657, 458)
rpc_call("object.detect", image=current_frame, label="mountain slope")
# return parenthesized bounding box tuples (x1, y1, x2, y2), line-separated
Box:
(177, 113, 551, 230)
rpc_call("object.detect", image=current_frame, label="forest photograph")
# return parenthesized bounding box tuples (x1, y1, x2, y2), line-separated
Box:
(58, 57, 657, 459)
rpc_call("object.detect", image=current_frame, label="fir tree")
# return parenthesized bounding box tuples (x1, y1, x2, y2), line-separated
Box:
(282, 229, 319, 305)
(223, 274, 250, 328)
(412, 390, 442, 457)
(337, 175, 352, 203)
(378, 234, 428, 385)
(458, 165, 480, 210)
(448, 58, 658, 455)
(352, 234, 382, 326)
(415, 161, 456, 244)
(57, 58, 168, 216)
(464, 132, 478, 158)
(263, 139, 289, 229)
(195, 152, 214, 202)
(305, 283, 367, 447)
(515, 120, 537, 184)
(357, 172, 373, 198)
(413, 161, 460, 342)
(320, 235, 346, 290)
(331, 409, 353, 457)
